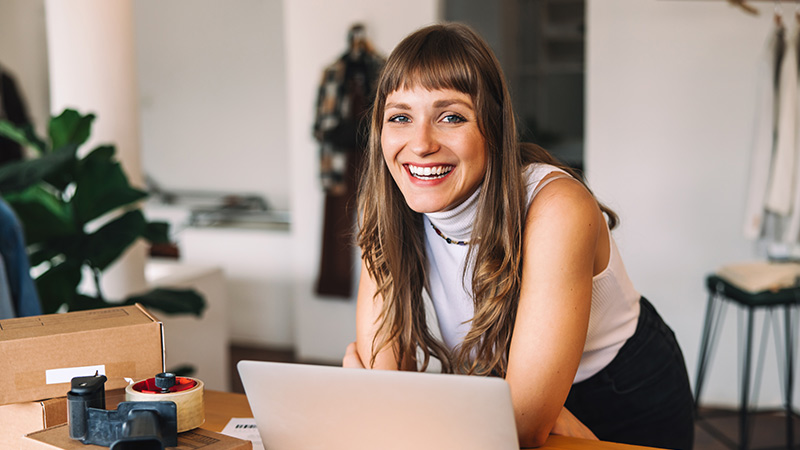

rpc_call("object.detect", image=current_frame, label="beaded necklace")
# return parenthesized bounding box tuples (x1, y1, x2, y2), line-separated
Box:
(429, 221, 469, 246)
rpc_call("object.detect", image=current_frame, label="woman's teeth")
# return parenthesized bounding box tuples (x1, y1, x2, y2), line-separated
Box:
(407, 164, 452, 180)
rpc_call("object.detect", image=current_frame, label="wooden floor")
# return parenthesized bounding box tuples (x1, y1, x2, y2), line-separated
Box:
(229, 344, 800, 450)
(694, 408, 800, 450)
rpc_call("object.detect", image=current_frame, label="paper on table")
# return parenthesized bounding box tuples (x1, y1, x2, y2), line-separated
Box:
(221, 418, 264, 450)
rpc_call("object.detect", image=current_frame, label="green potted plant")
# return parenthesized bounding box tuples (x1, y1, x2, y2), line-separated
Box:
(0, 109, 204, 316)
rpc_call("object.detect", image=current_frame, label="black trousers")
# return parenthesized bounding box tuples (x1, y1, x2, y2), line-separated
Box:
(565, 297, 695, 450)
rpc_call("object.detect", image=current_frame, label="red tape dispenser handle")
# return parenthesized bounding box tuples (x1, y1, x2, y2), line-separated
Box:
(125, 372, 205, 432)
(131, 372, 197, 394)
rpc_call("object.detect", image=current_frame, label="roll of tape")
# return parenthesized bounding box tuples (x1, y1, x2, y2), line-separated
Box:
(125, 376, 205, 432)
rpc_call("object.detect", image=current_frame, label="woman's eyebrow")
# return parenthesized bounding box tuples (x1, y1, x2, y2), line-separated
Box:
(433, 99, 474, 109)
(384, 98, 474, 111)
(384, 102, 410, 110)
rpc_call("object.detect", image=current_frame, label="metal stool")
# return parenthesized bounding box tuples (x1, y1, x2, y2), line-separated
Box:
(694, 274, 800, 450)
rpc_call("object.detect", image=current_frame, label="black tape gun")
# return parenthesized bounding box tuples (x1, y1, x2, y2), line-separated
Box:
(67, 374, 178, 449)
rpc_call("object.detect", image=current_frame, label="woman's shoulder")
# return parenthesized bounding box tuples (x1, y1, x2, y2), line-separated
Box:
(524, 161, 570, 180)
(524, 163, 572, 199)
(523, 163, 599, 226)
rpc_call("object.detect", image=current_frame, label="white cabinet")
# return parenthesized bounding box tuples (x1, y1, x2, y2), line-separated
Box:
(179, 227, 294, 348)
(146, 260, 230, 391)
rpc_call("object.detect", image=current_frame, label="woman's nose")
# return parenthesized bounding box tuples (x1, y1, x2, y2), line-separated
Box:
(408, 122, 439, 156)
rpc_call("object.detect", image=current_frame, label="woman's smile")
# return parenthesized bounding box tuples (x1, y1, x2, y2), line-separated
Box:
(405, 163, 454, 180)
(381, 87, 487, 213)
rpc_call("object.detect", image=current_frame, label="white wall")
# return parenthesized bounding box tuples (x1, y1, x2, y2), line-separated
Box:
(134, 0, 290, 211)
(283, 0, 441, 361)
(587, 1, 779, 407)
(133, 1, 296, 351)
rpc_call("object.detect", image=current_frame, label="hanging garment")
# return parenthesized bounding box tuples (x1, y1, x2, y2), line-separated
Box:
(313, 42, 384, 193)
(312, 27, 384, 298)
(784, 27, 800, 243)
(0, 64, 32, 166)
(0, 198, 42, 317)
(744, 23, 785, 239)
(765, 25, 798, 217)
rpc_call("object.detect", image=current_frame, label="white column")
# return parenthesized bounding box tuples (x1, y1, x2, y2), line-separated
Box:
(44, 0, 147, 300)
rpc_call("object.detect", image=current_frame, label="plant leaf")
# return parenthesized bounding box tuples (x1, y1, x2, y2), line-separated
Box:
(84, 210, 146, 271)
(35, 260, 82, 314)
(46, 233, 92, 266)
(165, 364, 196, 377)
(3, 185, 75, 244)
(71, 145, 148, 225)
(0, 143, 78, 193)
(144, 221, 170, 244)
(0, 121, 46, 154)
(125, 288, 206, 317)
(28, 246, 60, 268)
(0, 120, 27, 145)
(20, 123, 48, 154)
(49, 109, 95, 150)
(68, 294, 116, 312)
(42, 147, 80, 191)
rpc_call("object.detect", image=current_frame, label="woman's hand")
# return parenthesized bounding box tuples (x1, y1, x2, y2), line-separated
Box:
(342, 341, 365, 368)
(551, 407, 598, 441)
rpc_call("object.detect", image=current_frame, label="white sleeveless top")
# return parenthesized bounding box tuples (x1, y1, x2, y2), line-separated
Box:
(424, 163, 641, 383)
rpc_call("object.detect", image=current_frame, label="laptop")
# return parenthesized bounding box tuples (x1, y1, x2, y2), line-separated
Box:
(237, 360, 520, 450)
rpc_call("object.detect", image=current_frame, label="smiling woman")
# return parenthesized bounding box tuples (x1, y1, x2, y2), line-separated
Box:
(343, 22, 695, 450)
(381, 87, 487, 213)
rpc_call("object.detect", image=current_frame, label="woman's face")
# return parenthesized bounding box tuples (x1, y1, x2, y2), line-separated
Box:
(381, 86, 488, 213)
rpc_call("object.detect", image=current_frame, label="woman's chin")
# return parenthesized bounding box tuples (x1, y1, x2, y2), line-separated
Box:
(404, 198, 450, 214)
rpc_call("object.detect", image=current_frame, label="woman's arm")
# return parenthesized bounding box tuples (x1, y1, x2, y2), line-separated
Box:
(350, 260, 416, 370)
(552, 405, 597, 441)
(506, 176, 607, 447)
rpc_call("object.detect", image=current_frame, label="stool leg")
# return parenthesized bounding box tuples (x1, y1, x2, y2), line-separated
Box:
(784, 304, 794, 450)
(740, 306, 755, 450)
(695, 292, 719, 410)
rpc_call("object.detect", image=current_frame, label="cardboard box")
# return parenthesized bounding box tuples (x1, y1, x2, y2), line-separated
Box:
(0, 397, 65, 450)
(21, 424, 252, 450)
(0, 304, 164, 406)
(0, 389, 126, 450)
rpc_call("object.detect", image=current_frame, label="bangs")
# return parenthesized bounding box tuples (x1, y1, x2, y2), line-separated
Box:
(379, 26, 479, 98)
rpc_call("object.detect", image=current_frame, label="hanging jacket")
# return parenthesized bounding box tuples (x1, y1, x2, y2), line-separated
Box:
(313, 46, 384, 194)
(312, 31, 385, 298)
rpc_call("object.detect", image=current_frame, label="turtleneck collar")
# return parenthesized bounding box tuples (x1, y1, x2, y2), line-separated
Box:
(425, 187, 481, 242)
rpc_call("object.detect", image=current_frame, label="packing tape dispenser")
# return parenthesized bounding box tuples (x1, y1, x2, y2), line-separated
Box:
(125, 372, 205, 432)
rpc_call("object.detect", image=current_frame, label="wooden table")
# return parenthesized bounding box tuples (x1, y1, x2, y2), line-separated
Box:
(201, 390, 661, 450)
(203, 390, 254, 432)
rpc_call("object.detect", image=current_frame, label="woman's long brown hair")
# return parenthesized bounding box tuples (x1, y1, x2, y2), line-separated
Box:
(357, 23, 617, 376)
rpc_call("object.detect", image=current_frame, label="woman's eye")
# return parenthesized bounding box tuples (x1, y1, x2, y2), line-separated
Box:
(388, 114, 410, 123)
(442, 114, 466, 123)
